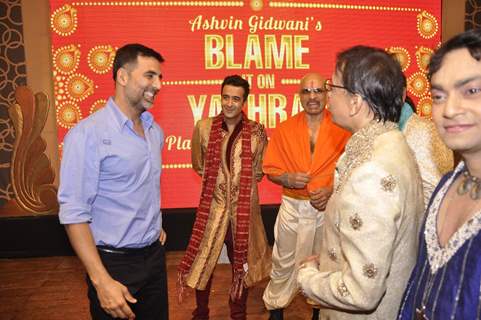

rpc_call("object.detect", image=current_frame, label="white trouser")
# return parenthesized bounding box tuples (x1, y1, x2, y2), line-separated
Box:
(263, 195, 324, 310)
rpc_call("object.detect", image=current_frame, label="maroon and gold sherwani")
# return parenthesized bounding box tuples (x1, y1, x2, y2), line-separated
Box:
(185, 116, 271, 290)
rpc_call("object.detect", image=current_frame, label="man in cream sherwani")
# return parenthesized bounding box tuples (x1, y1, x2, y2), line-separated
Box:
(297, 45, 425, 319)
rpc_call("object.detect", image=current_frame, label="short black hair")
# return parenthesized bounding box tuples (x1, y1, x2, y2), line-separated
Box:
(221, 75, 250, 102)
(429, 28, 481, 80)
(113, 44, 164, 81)
(335, 45, 405, 123)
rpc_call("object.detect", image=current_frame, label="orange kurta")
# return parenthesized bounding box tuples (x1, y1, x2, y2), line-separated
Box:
(263, 111, 350, 199)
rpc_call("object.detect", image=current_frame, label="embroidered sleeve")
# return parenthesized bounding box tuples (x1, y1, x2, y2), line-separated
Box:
(191, 121, 204, 177)
(298, 162, 401, 311)
(404, 117, 453, 207)
(253, 124, 268, 182)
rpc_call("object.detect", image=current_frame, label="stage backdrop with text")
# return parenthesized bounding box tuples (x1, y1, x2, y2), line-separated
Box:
(49, 0, 441, 208)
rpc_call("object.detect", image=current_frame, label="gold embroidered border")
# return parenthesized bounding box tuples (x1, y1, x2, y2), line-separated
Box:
(280, 79, 301, 85)
(71, 1, 244, 7)
(269, 2, 422, 12)
(162, 163, 193, 169)
(162, 80, 223, 85)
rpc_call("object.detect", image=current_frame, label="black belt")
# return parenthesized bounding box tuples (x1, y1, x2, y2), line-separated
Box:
(97, 241, 159, 255)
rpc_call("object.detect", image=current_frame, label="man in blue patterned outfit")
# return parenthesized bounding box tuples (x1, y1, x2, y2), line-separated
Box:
(398, 29, 481, 320)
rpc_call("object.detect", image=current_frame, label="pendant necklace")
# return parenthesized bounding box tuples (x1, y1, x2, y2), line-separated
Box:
(415, 271, 436, 320)
(415, 306, 429, 320)
(457, 170, 481, 200)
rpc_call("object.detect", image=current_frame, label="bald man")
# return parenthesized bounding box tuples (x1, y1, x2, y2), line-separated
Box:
(262, 73, 350, 319)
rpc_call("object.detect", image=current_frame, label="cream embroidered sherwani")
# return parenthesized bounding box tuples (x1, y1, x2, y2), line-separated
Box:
(185, 117, 271, 290)
(297, 121, 425, 319)
(402, 113, 453, 207)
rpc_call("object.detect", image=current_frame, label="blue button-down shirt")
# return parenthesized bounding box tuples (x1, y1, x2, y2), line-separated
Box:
(58, 98, 163, 248)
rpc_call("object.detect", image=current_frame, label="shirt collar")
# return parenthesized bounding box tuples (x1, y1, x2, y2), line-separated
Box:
(106, 97, 154, 131)
(398, 102, 414, 131)
(140, 110, 154, 129)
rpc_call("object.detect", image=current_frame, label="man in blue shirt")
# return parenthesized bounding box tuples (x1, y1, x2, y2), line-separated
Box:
(398, 28, 481, 320)
(58, 43, 167, 320)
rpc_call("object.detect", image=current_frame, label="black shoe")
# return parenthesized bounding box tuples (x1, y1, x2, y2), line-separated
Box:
(269, 309, 284, 320)
(311, 308, 320, 320)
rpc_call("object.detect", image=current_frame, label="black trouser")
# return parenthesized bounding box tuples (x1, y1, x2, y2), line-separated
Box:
(86, 241, 168, 320)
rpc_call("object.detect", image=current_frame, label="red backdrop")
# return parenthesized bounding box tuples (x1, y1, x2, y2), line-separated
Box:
(49, 0, 442, 208)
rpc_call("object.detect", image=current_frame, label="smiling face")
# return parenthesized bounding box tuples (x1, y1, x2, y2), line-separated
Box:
(430, 48, 481, 158)
(299, 73, 327, 116)
(221, 84, 245, 123)
(122, 55, 162, 112)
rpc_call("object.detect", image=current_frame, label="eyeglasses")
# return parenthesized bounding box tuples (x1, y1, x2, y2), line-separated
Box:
(300, 87, 326, 95)
(324, 79, 350, 92)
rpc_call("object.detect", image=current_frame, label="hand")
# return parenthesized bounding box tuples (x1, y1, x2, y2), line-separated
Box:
(284, 173, 310, 189)
(309, 187, 333, 211)
(159, 228, 167, 245)
(95, 276, 137, 319)
(300, 255, 320, 268)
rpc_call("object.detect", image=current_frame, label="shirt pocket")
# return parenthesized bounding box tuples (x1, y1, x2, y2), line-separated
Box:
(98, 136, 147, 185)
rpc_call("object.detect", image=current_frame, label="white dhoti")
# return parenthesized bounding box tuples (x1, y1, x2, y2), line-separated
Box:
(263, 195, 324, 310)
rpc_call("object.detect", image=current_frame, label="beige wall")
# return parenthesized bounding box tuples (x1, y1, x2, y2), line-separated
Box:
(21, 0, 59, 185)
